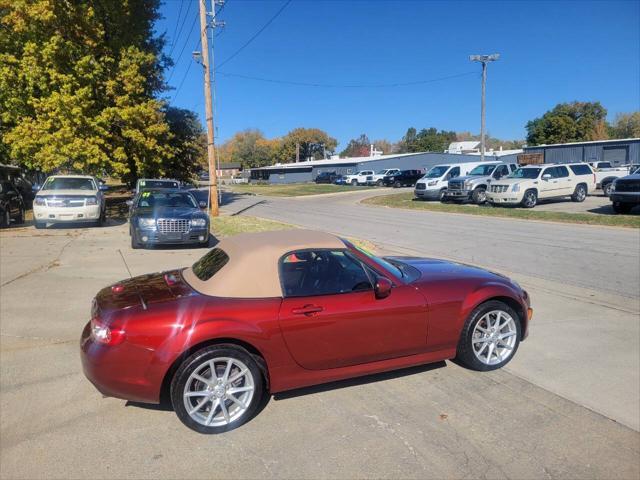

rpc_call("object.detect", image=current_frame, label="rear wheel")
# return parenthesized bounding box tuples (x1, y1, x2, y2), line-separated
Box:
(612, 202, 632, 214)
(521, 189, 537, 208)
(350, 179, 357, 186)
(376, 179, 383, 187)
(571, 184, 587, 202)
(456, 300, 521, 371)
(393, 181, 402, 188)
(171, 345, 264, 434)
(472, 187, 487, 204)
(602, 183, 613, 197)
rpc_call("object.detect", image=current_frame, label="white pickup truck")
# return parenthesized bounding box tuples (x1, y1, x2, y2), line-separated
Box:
(589, 162, 638, 196)
(343, 170, 375, 186)
(366, 168, 400, 186)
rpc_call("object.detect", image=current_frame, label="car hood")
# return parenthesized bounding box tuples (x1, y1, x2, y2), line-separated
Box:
(488, 177, 529, 186)
(134, 206, 206, 219)
(387, 256, 514, 286)
(451, 175, 487, 183)
(36, 189, 98, 196)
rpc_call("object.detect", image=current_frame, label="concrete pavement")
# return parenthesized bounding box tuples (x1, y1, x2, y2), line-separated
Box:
(1, 200, 639, 479)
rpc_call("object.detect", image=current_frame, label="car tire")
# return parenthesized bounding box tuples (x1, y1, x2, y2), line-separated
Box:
(571, 184, 587, 202)
(350, 180, 357, 186)
(0, 209, 9, 228)
(612, 202, 632, 214)
(602, 183, 612, 197)
(472, 187, 487, 204)
(521, 189, 537, 208)
(376, 180, 383, 187)
(455, 300, 522, 372)
(16, 205, 25, 224)
(34, 221, 45, 229)
(438, 189, 447, 201)
(131, 235, 141, 249)
(170, 344, 264, 434)
(393, 181, 402, 188)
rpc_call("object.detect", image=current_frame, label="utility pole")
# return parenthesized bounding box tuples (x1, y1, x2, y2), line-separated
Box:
(198, 0, 219, 217)
(469, 54, 499, 162)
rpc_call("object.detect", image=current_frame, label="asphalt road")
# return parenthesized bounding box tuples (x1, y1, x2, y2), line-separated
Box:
(1, 196, 639, 479)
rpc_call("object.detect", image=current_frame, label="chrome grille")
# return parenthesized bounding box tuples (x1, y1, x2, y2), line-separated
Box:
(490, 185, 509, 193)
(45, 196, 88, 207)
(157, 219, 189, 234)
(448, 181, 464, 191)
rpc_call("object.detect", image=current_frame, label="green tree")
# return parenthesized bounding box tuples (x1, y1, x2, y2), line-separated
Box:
(274, 128, 337, 163)
(609, 112, 640, 138)
(217, 129, 278, 168)
(162, 107, 206, 181)
(0, 0, 175, 184)
(341, 134, 370, 157)
(396, 127, 418, 153)
(525, 101, 608, 146)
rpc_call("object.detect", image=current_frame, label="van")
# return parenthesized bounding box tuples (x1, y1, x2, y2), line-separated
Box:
(414, 162, 491, 201)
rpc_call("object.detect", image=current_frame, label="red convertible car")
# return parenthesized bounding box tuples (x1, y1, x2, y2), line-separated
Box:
(81, 230, 532, 433)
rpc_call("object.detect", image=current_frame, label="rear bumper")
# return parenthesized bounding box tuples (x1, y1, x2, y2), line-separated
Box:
(80, 322, 161, 404)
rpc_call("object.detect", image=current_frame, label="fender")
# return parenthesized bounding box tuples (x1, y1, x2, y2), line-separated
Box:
(460, 281, 524, 330)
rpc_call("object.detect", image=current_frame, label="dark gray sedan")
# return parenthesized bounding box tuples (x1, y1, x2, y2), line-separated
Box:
(128, 189, 209, 249)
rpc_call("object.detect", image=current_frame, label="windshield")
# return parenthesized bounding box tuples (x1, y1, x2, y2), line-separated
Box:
(138, 180, 179, 189)
(42, 177, 95, 191)
(469, 165, 496, 176)
(424, 166, 449, 178)
(508, 168, 541, 179)
(376, 170, 389, 175)
(347, 242, 404, 279)
(136, 191, 197, 208)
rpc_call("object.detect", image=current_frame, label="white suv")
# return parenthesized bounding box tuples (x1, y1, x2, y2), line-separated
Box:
(343, 170, 374, 186)
(33, 175, 107, 228)
(486, 163, 596, 208)
(367, 168, 400, 186)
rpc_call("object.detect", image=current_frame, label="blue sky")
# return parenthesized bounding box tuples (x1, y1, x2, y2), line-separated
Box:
(157, 0, 640, 149)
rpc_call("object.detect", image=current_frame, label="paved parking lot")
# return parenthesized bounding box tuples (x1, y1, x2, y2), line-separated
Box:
(1, 202, 639, 479)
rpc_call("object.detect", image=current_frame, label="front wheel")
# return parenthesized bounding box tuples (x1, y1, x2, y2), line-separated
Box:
(456, 300, 521, 371)
(571, 184, 587, 202)
(376, 180, 383, 187)
(0, 209, 9, 228)
(521, 189, 537, 208)
(350, 179, 357, 186)
(171, 345, 264, 434)
(393, 181, 402, 188)
(438, 189, 447, 201)
(472, 187, 487, 204)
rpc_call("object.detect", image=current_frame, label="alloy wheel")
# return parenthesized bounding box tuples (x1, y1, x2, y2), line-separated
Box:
(523, 191, 536, 208)
(471, 310, 517, 366)
(182, 357, 255, 427)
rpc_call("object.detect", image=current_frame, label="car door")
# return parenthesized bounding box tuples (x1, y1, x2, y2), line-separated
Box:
(538, 167, 559, 198)
(278, 249, 428, 370)
(554, 165, 573, 196)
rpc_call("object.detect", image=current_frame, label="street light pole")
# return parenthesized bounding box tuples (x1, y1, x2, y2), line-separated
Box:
(469, 54, 500, 162)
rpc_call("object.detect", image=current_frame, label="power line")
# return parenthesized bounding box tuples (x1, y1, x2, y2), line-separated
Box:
(171, 0, 185, 48)
(168, 0, 192, 57)
(216, 0, 292, 70)
(167, 13, 199, 83)
(215, 70, 479, 88)
(172, 39, 201, 101)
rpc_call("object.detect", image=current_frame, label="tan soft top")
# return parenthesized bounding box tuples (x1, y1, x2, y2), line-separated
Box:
(182, 229, 346, 298)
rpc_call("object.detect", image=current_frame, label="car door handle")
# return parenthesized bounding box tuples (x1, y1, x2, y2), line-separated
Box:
(291, 305, 323, 315)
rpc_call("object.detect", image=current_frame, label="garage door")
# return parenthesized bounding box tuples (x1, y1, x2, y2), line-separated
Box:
(603, 147, 628, 166)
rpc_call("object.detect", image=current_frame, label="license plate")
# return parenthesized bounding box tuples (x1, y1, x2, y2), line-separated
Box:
(163, 233, 182, 240)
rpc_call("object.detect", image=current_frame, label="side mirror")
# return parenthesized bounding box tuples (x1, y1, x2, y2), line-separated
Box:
(542, 174, 551, 180)
(199, 201, 207, 209)
(125, 200, 133, 207)
(99, 184, 109, 191)
(374, 276, 393, 299)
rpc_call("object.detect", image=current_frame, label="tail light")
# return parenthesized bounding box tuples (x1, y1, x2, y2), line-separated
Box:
(90, 317, 125, 346)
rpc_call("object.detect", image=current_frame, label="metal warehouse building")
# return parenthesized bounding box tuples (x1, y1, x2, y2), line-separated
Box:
(523, 138, 640, 165)
(250, 151, 520, 184)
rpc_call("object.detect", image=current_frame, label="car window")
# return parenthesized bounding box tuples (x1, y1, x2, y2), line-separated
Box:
(137, 191, 197, 208)
(42, 177, 95, 190)
(448, 167, 460, 178)
(280, 250, 372, 297)
(191, 248, 230, 281)
(424, 166, 449, 178)
(543, 167, 558, 178)
(508, 168, 541, 179)
(492, 165, 508, 178)
(569, 164, 593, 176)
(599, 162, 612, 169)
(469, 164, 496, 176)
(556, 166, 569, 178)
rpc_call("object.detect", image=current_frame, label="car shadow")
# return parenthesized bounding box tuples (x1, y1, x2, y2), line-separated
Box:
(588, 204, 640, 215)
(272, 361, 447, 401)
